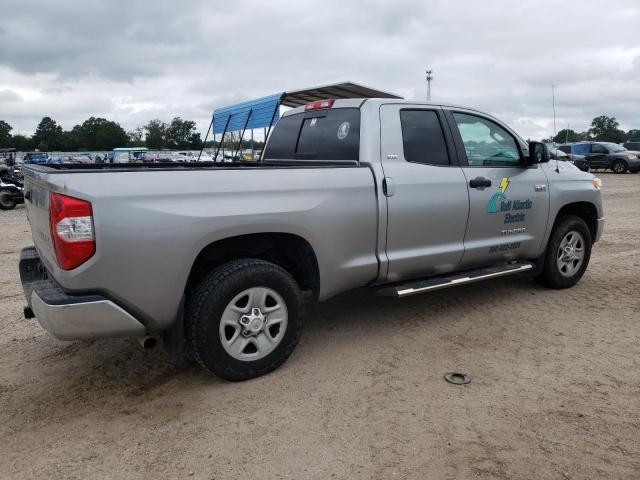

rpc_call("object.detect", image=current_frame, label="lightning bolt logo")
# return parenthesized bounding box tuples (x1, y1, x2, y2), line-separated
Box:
(487, 177, 510, 213)
(499, 177, 510, 193)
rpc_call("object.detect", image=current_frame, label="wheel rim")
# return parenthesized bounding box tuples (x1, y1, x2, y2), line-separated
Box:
(614, 162, 624, 173)
(556, 230, 585, 278)
(219, 286, 288, 361)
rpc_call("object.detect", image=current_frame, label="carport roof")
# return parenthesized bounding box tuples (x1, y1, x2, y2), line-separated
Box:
(212, 82, 402, 134)
(280, 81, 402, 107)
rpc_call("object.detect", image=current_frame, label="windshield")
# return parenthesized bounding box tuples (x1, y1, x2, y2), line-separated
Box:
(602, 142, 626, 152)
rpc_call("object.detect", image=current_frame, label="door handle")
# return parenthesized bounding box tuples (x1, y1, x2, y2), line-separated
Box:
(383, 177, 395, 197)
(469, 177, 492, 188)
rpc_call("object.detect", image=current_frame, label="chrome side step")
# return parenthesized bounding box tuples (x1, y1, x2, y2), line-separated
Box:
(375, 261, 535, 298)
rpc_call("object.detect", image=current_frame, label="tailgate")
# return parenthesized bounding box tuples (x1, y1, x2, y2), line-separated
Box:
(23, 168, 59, 273)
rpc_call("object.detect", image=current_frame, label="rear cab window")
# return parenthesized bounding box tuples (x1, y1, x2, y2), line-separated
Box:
(263, 108, 360, 162)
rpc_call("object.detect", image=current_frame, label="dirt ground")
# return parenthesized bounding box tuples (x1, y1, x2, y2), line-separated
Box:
(1, 174, 639, 480)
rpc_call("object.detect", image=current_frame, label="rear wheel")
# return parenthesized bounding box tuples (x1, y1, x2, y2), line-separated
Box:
(0, 191, 16, 210)
(185, 258, 304, 381)
(537, 215, 591, 289)
(612, 160, 627, 174)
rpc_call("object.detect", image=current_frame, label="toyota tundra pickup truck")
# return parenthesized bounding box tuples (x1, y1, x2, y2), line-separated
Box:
(19, 98, 604, 381)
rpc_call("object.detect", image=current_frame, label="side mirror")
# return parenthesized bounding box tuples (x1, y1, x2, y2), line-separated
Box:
(523, 141, 550, 166)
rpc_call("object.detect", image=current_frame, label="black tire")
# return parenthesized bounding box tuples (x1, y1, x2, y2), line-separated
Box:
(612, 160, 627, 174)
(185, 258, 304, 381)
(0, 191, 16, 210)
(536, 215, 592, 289)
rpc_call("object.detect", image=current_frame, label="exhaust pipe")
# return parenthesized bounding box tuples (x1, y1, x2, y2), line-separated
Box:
(136, 335, 158, 350)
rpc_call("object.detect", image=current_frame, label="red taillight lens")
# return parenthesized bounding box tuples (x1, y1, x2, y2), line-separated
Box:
(49, 193, 95, 270)
(304, 99, 334, 111)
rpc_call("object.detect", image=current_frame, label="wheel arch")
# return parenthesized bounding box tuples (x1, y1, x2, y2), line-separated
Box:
(186, 232, 321, 300)
(552, 201, 599, 243)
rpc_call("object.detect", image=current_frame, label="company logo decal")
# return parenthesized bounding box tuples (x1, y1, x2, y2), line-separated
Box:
(485, 177, 534, 225)
(487, 177, 510, 213)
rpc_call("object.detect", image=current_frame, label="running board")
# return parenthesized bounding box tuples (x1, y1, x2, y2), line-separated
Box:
(375, 262, 535, 298)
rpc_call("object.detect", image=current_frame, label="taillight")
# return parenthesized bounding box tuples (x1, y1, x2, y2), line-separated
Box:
(304, 99, 334, 111)
(49, 193, 95, 270)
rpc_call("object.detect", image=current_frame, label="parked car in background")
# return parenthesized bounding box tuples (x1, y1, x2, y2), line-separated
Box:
(623, 141, 640, 151)
(546, 144, 589, 172)
(23, 152, 54, 165)
(156, 152, 191, 162)
(68, 155, 93, 164)
(558, 142, 640, 174)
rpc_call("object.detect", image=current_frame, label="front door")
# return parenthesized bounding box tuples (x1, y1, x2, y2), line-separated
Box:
(446, 110, 550, 267)
(379, 104, 469, 283)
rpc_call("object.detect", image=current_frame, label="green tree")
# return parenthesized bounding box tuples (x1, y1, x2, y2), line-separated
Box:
(588, 115, 624, 143)
(165, 117, 201, 149)
(144, 119, 167, 149)
(0, 120, 12, 147)
(626, 129, 640, 141)
(10, 134, 34, 151)
(552, 128, 580, 144)
(32, 117, 64, 150)
(71, 117, 128, 150)
(127, 127, 145, 147)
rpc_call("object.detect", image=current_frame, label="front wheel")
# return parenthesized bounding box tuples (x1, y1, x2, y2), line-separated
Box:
(537, 215, 592, 289)
(612, 160, 627, 174)
(185, 259, 304, 381)
(0, 191, 16, 210)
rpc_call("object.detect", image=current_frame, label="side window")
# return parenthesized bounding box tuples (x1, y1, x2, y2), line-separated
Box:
(453, 113, 521, 167)
(399, 110, 449, 166)
(591, 144, 608, 154)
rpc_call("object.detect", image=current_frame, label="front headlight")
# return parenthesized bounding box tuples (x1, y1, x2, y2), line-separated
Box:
(593, 177, 602, 191)
(628, 153, 637, 160)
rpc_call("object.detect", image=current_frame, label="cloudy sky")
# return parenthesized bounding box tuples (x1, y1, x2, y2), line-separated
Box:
(1, 0, 639, 139)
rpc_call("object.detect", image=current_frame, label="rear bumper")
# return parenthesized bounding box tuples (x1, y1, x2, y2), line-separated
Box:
(20, 246, 145, 341)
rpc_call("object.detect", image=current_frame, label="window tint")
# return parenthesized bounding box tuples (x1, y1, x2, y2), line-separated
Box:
(399, 110, 449, 166)
(264, 108, 360, 161)
(591, 143, 609, 154)
(453, 113, 520, 167)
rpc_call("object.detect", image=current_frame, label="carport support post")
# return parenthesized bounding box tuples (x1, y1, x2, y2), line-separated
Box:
(261, 101, 280, 163)
(233, 108, 253, 161)
(214, 115, 232, 161)
(198, 115, 214, 162)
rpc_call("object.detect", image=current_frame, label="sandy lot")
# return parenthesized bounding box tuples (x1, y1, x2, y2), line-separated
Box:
(1, 174, 639, 480)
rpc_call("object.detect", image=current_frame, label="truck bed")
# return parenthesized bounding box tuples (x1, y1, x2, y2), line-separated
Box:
(22, 162, 380, 331)
(23, 159, 359, 174)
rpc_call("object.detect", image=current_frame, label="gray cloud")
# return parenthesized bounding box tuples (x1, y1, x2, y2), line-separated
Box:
(0, 0, 638, 139)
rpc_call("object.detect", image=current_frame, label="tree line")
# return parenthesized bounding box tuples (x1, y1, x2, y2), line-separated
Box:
(0, 116, 206, 151)
(2, 113, 637, 152)
(545, 115, 639, 144)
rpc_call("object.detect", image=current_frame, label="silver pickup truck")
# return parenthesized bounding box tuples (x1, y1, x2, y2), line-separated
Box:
(19, 98, 604, 380)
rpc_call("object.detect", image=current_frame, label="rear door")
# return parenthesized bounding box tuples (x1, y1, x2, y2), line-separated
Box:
(445, 110, 550, 267)
(379, 104, 469, 283)
(588, 143, 609, 169)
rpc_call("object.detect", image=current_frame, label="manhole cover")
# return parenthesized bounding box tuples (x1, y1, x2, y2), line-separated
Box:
(444, 372, 471, 385)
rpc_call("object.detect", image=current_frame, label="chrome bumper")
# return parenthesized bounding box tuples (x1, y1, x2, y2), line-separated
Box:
(20, 247, 145, 341)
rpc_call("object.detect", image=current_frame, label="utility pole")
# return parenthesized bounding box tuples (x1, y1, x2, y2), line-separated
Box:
(426, 69, 433, 101)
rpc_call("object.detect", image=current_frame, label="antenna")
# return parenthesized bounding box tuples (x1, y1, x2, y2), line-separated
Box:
(552, 85, 559, 173)
(426, 70, 433, 101)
